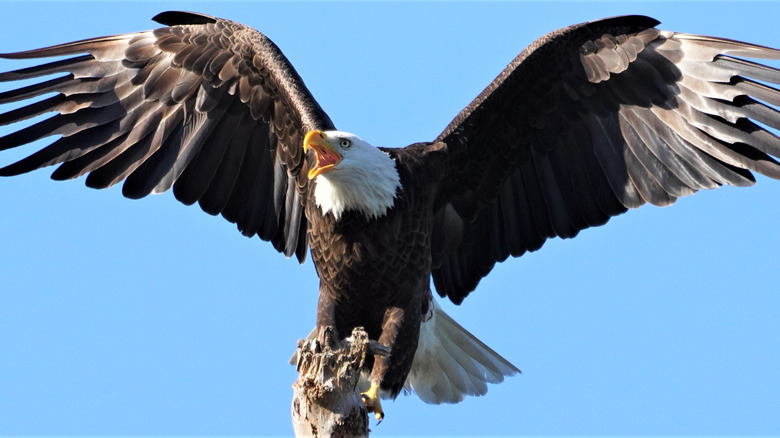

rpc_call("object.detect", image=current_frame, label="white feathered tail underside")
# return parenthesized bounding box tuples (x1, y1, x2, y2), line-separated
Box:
(400, 299, 520, 404)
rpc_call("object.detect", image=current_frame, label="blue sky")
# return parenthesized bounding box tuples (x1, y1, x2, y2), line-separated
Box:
(1, 1, 779, 436)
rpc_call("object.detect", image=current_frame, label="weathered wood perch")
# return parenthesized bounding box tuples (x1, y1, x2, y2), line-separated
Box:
(292, 327, 389, 437)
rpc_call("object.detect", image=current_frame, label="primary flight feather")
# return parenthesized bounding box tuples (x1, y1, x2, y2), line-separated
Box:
(2, 11, 779, 421)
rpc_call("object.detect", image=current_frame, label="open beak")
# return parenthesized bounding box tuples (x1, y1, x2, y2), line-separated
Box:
(304, 130, 342, 179)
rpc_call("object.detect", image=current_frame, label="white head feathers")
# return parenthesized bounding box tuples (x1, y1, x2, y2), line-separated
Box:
(307, 131, 401, 220)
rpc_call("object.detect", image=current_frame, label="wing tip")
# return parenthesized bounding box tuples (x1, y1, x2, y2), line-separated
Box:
(152, 11, 218, 27)
(588, 14, 660, 30)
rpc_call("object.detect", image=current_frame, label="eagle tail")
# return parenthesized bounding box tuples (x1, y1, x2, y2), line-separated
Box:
(402, 299, 520, 404)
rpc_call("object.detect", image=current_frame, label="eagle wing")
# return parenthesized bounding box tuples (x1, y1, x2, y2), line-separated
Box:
(0, 11, 335, 262)
(431, 15, 780, 304)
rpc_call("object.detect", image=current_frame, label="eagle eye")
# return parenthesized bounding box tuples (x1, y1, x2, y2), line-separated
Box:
(339, 139, 352, 149)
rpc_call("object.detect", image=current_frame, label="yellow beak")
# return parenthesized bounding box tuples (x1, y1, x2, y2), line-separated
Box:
(304, 130, 342, 179)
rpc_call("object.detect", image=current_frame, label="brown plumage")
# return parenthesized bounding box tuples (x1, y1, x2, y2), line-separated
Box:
(2, 11, 780, 417)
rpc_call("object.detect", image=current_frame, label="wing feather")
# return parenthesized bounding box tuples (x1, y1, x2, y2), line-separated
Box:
(432, 15, 780, 303)
(0, 11, 336, 262)
(173, 99, 245, 206)
(198, 111, 256, 216)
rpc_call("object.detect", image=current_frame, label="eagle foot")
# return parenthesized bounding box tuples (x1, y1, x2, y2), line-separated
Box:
(360, 383, 384, 424)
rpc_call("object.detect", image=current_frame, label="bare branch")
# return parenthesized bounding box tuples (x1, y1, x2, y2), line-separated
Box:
(291, 327, 383, 437)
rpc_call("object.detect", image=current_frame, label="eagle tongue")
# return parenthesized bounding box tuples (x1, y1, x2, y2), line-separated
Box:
(316, 146, 340, 168)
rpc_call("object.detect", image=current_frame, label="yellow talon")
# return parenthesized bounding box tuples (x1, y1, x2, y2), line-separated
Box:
(360, 383, 385, 423)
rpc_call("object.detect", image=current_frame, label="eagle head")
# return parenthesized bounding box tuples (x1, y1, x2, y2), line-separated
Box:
(304, 130, 401, 220)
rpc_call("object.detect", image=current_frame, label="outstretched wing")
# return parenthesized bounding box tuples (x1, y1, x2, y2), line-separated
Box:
(0, 11, 335, 262)
(431, 15, 780, 304)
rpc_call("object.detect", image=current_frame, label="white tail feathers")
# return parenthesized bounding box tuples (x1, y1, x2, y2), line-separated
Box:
(402, 299, 519, 404)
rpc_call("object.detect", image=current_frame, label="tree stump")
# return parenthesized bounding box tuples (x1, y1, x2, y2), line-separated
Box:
(291, 327, 388, 438)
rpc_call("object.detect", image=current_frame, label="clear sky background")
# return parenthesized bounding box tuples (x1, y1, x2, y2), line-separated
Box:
(1, 1, 779, 437)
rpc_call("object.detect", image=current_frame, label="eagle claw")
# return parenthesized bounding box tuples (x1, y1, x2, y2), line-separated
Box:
(361, 383, 384, 424)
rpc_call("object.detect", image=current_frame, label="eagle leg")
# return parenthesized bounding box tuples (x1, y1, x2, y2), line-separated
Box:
(360, 382, 384, 423)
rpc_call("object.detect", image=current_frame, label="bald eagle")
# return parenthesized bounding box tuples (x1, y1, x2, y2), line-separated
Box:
(1, 11, 779, 422)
